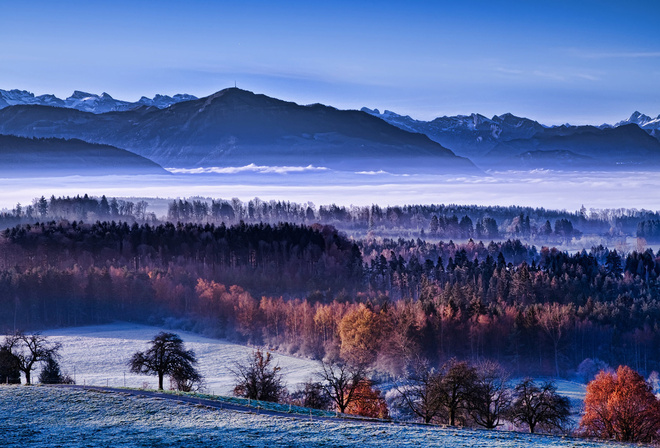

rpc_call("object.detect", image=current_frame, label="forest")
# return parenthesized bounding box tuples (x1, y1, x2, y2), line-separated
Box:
(3, 194, 660, 243)
(1, 194, 660, 379)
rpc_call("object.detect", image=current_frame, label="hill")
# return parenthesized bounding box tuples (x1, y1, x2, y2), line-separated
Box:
(0, 385, 612, 448)
(0, 135, 168, 176)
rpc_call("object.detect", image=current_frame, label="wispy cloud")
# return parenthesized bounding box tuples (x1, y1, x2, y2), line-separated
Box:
(575, 73, 600, 81)
(167, 164, 329, 175)
(574, 50, 660, 59)
(495, 67, 524, 75)
(532, 70, 567, 81)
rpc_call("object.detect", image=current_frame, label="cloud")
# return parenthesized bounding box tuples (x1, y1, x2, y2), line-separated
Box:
(166, 164, 329, 175)
(575, 50, 660, 59)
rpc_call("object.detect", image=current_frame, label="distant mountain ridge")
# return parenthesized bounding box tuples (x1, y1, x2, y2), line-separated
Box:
(0, 134, 168, 177)
(363, 108, 660, 170)
(361, 108, 546, 158)
(0, 89, 197, 114)
(0, 88, 478, 174)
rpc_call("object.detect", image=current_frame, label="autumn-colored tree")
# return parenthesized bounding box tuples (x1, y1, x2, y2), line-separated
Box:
(344, 380, 389, 419)
(318, 360, 368, 413)
(338, 304, 381, 366)
(536, 302, 574, 377)
(581, 365, 660, 443)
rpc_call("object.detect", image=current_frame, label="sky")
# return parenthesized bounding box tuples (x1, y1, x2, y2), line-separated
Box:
(0, 0, 659, 125)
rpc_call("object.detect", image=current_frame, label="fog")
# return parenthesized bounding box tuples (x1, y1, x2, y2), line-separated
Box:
(1, 168, 658, 214)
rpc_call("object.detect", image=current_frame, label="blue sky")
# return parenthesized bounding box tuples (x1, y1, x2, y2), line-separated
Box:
(0, 0, 658, 124)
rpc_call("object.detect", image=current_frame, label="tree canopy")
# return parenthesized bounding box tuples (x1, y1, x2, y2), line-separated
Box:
(128, 332, 199, 390)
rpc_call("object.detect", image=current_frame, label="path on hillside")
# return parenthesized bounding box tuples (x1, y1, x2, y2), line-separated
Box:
(52, 385, 387, 424)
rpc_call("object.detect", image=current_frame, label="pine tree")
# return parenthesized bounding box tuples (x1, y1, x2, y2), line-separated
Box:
(38, 355, 63, 384)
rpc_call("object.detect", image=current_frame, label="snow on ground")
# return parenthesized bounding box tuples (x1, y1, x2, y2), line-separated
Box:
(0, 386, 623, 448)
(41, 323, 590, 411)
(42, 322, 320, 395)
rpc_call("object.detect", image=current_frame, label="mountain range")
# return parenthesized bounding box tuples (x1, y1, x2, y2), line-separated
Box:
(0, 89, 197, 114)
(362, 108, 660, 170)
(0, 86, 659, 174)
(0, 88, 477, 174)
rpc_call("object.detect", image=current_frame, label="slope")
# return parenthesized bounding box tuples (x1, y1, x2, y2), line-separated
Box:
(0, 134, 168, 177)
(0, 88, 479, 174)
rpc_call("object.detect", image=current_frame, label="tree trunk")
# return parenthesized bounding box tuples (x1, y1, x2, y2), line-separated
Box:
(158, 372, 164, 390)
(24, 370, 31, 385)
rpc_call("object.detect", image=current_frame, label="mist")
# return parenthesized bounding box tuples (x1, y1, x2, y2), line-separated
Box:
(1, 168, 658, 214)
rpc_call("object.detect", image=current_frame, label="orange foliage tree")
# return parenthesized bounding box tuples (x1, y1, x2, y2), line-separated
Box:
(344, 380, 389, 419)
(581, 365, 660, 443)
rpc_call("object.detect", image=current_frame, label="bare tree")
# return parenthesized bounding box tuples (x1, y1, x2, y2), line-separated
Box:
(537, 303, 574, 377)
(128, 332, 199, 390)
(439, 358, 478, 426)
(317, 360, 367, 413)
(394, 357, 444, 423)
(467, 360, 511, 429)
(3, 332, 61, 385)
(507, 378, 570, 434)
(232, 349, 286, 402)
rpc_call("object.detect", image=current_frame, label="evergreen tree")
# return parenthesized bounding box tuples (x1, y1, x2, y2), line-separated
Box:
(38, 355, 63, 384)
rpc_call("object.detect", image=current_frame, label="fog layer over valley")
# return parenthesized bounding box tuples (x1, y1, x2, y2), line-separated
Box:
(0, 169, 659, 213)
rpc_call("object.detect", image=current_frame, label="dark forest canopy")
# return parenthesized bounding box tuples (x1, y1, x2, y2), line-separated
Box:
(1, 219, 660, 378)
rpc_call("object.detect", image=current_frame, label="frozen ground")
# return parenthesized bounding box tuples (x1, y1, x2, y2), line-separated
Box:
(40, 323, 587, 412)
(0, 386, 622, 448)
(42, 322, 321, 395)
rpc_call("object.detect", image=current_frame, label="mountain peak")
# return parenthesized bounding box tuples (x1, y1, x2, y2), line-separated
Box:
(69, 91, 95, 100)
(0, 89, 198, 113)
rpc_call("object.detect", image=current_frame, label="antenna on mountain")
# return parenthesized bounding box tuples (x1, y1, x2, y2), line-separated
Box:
(234, 81, 237, 88)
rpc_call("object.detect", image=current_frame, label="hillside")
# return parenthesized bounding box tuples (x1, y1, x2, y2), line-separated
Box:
(0, 88, 479, 174)
(0, 135, 168, 176)
(42, 323, 318, 394)
(0, 386, 616, 448)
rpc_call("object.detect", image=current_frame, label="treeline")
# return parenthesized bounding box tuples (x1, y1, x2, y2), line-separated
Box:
(4, 194, 660, 242)
(0, 194, 151, 228)
(0, 220, 361, 295)
(2, 220, 660, 377)
(165, 198, 660, 240)
(637, 219, 660, 241)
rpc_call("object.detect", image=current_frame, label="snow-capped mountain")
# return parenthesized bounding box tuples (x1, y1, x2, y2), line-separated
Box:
(616, 111, 660, 131)
(0, 89, 198, 113)
(361, 108, 545, 158)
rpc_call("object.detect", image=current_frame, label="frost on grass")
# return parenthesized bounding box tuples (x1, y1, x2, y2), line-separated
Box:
(41, 322, 319, 394)
(0, 387, 621, 448)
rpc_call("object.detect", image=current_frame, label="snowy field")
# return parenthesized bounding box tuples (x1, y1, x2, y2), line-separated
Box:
(42, 322, 321, 395)
(40, 323, 587, 409)
(0, 386, 621, 448)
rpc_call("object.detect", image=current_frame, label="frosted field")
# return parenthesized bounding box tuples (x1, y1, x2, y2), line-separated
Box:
(40, 323, 587, 405)
(42, 322, 320, 394)
(40, 323, 587, 406)
(0, 386, 621, 448)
